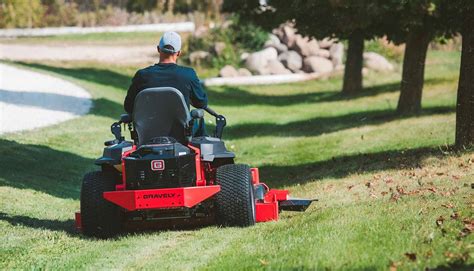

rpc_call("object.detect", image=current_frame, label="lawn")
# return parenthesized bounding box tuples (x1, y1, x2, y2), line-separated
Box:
(0, 50, 472, 270)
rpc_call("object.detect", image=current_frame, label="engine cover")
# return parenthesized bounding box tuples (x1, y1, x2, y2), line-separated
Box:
(124, 141, 195, 189)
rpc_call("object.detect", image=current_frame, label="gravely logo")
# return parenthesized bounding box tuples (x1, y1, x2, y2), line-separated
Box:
(143, 193, 175, 199)
(151, 160, 165, 171)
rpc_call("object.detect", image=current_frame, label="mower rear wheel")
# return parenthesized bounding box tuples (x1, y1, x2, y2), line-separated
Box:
(80, 171, 122, 238)
(215, 164, 256, 227)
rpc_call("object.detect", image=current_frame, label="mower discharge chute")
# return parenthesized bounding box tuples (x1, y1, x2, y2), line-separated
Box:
(75, 87, 315, 238)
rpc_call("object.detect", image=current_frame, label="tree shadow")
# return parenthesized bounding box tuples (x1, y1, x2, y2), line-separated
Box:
(225, 105, 455, 140)
(0, 88, 91, 114)
(0, 212, 78, 236)
(206, 77, 450, 107)
(258, 146, 449, 188)
(12, 62, 129, 120)
(0, 139, 94, 200)
(15, 61, 131, 90)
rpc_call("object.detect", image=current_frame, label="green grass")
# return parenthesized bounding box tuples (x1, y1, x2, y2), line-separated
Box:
(0, 31, 172, 46)
(0, 50, 472, 270)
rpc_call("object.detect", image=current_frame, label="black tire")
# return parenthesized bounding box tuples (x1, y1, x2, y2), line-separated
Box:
(215, 164, 256, 227)
(80, 171, 122, 238)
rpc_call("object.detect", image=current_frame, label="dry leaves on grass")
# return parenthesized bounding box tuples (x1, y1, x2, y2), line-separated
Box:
(436, 216, 445, 227)
(404, 252, 417, 261)
(441, 203, 455, 209)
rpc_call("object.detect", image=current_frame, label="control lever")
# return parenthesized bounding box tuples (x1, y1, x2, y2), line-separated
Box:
(111, 122, 124, 142)
(204, 107, 226, 139)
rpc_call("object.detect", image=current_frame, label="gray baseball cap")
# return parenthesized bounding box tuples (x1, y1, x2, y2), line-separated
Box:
(158, 31, 182, 54)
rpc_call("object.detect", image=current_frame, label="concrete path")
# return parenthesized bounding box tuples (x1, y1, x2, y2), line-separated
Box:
(0, 44, 157, 64)
(0, 63, 92, 134)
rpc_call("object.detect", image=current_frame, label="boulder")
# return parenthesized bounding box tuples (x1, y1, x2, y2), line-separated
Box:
(189, 51, 209, 65)
(280, 25, 297, 48)
(267, 59, 292, 75)
(319, 37, 335, 49)
(306, 39, 320, 56)
(293, 35, 320, 57)
(240, 52, 250, 61)
(245, 47, 278, 74)
(303, 56, 334, 73)
(329, 43, 344, 67)
(316, 49, 330, 58)
(264, 34, 281, 46)
(212, 42, 226, 56)
(265, 42, 288, 54)
(278, 50, 302, 72)
(238, 68, 252, 76)
(363, 52, 394, 72)
(219, 65, 239, 77)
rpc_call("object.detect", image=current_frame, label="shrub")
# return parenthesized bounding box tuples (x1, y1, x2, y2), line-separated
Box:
(186, 16, 268, 69)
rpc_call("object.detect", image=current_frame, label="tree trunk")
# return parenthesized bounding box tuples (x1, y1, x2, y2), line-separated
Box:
(455, 12, 474, 148)
(342, 34, 364, 95)
(397, 30, 431, 114)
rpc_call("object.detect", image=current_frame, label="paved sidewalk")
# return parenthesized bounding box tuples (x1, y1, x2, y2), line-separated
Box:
(0, 63, 91, 134)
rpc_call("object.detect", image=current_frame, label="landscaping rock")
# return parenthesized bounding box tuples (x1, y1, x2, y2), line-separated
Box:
(238, 68, 252, 76)
(219, 65, 239, 77)
(245, 47, 278, 74)
(240, 52, 250, 61)
(316, 49, 330, 58)
(280, 25, 297, 48)
(189, 51, 209, 65)
(329, 43, 344, 68)
(265, 42, 288, 54)
(264, 34, 281, 46)
(303, 56, 334, 73)
(268, 59, 292, 75)
(293, 35, 320, 57)
(212, 42, 226, 56)
(278, 50, 302, 72)
(319, 37, 335, 49)
(363, 52, 394, 72)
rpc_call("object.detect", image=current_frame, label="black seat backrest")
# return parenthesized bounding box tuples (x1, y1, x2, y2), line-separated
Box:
(133, 87, 191, 145)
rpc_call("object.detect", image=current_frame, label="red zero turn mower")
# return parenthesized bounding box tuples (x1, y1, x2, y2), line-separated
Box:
(75, 87, 315, 238)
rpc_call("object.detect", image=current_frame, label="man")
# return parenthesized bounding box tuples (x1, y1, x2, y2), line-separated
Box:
(124, 31, 208, 135)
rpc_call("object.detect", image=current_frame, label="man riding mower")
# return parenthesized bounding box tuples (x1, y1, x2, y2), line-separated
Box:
(75, 33, 315, 238)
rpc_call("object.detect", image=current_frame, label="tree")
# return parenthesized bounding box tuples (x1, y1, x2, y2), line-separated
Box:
(380, 0, 455, 114)
(447, 1, 474, 148)
(224, 0, 387, 95)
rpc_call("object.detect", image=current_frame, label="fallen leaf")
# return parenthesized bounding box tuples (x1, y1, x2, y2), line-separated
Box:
(385, 178, 394, 184)
(259, 259, 268, 266)
(390, 192, 401, 202)
(425, 251, 433, 258)
(436, 172, 444, 176)
(365, 181, 373, 188)
(381, 191, 388, 196)
(436, 216, 445, 226)
(347, 184, 355, 190)
(441, 203, 454, 209)
(427, 187, 437, 193)
(389, 261, 399, 271)
(404, 252, 417, 261)
(450, 212, 459, 220)
(396, 186, 407, 195)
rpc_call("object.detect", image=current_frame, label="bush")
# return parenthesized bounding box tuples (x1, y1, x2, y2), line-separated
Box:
(186, 16, 268, 69)
(0, 0, 44, 28)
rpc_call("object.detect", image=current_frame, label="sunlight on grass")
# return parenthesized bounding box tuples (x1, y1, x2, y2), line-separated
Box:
(0, 50, 472, 270)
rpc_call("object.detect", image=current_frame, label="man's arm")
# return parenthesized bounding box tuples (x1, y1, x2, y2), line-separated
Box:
(124, 71, 142, 114)
(189, 69, 208, 109)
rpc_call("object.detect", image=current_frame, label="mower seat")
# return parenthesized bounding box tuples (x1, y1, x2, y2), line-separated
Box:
(133, 87, 192, 146)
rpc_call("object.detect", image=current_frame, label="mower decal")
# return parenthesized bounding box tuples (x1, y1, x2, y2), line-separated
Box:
(143, 193, 176, 199)
(151, 160, 165, 171)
